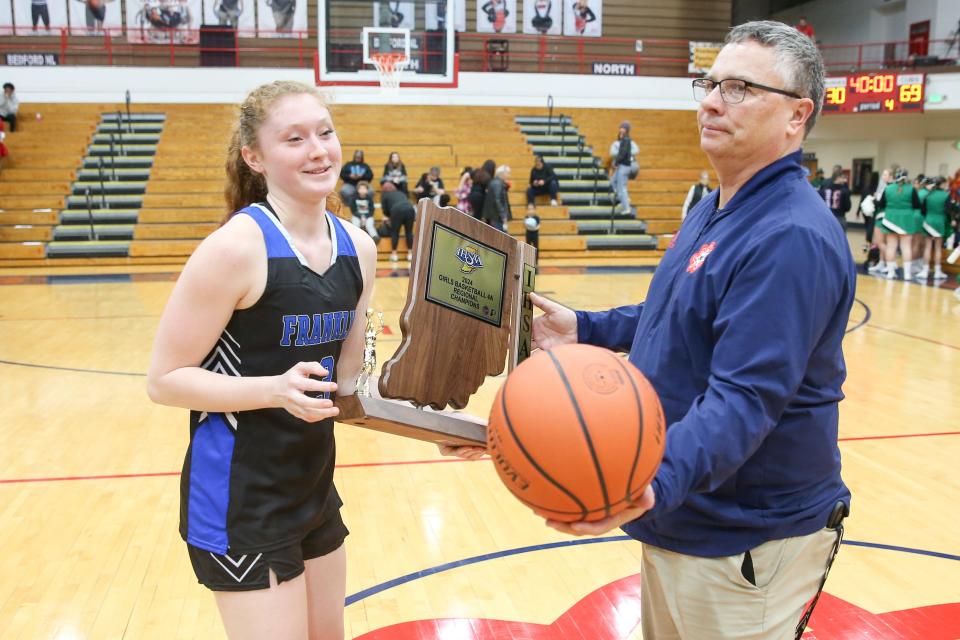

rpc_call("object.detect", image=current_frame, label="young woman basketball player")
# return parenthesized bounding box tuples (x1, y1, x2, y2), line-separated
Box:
(147, 81, 377, 640)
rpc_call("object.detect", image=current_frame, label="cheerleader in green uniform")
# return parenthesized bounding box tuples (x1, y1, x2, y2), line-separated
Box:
(877, 169, 922, 280)
(918, 176, 950, 281)
(911, 174, 929, 278)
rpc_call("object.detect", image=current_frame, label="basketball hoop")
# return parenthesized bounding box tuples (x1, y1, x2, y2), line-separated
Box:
(371, 52, 409, 93)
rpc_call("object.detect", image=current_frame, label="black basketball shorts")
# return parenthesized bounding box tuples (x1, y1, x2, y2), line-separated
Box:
(187, 519, 349, 592)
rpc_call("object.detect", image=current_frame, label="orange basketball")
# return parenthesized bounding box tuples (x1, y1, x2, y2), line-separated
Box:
(487, 343, 666, 522)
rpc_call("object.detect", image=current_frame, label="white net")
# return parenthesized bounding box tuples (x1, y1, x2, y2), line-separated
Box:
(371, 53, 410, 93)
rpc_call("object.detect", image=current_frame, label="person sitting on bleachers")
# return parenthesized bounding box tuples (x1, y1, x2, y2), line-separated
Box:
(1, 83, 19, 133)
(468, 160, 497, 220)
(526, 154, 559, 212)
(350, 181, 379, 244)
(381, 151, 409, 195)
(340, 149, 374, 209)
(681, 170, 712, 219)
(0, 120, 8, 175)
(414, 166, 450, 207)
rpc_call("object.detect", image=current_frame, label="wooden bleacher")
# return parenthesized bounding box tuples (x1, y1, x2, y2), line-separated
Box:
(0, 102, 712, 267)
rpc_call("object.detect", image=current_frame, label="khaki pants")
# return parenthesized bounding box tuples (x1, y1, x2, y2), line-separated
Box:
(639, 529, 838, 639)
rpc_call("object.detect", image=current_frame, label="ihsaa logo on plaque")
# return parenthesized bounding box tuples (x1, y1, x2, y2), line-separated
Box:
(456, 244, 484, 273)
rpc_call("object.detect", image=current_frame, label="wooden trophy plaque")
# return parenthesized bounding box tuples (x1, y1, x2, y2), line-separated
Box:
(335, 199, 537, 446)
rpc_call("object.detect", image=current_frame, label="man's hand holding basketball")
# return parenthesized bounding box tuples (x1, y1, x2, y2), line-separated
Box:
(545, 485, 655, 536)
(438, 444, 488, 460)
(529, 292, 578, 351)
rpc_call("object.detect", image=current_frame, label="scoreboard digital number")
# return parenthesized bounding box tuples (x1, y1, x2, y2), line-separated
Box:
(823, 73, 925, 114)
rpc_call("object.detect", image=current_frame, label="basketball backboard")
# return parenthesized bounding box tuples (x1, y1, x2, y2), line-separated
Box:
(317, 0, 459, 89)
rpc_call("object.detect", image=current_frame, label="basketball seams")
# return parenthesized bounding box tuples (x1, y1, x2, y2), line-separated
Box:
(545, 349, 612, 518)
(498, 378, 589, 517)
(611, 353, 645, 505)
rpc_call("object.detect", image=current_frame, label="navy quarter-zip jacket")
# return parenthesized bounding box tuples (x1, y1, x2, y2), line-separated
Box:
(575, 150, 855, 557)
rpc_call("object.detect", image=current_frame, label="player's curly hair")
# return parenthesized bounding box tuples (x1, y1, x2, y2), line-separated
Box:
(223, 81, 340, 221)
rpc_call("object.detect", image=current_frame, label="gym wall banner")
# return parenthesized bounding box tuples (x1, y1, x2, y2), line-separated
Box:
(1, 0, 14, 34)
(257, 0, 306, 36)
(477, 0, 516, 34)
(126, 0, 201, 44)
(563, 0, 601, 37)
(373, 1, 414, 30)
(204, 0, 255, 33)
(12, 0, 67, 36)
(523, 0, 560, 36)
(425, 0, 466, 32)
(69, 0, 123, 37)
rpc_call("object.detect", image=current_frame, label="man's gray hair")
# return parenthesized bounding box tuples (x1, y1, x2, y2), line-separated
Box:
(726, 20, 825, 137)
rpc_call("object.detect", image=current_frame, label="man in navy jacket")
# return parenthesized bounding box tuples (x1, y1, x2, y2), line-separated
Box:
(528, 21, 854, 639)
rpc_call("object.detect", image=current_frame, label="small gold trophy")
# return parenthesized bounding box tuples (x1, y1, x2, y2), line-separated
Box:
(358, 309, 384, 397)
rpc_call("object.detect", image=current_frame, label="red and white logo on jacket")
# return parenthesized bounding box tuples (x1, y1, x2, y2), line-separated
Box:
(687, 241, 717, 273)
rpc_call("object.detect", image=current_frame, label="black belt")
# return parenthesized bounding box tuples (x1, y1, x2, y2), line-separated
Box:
(794, 500, 849, 639)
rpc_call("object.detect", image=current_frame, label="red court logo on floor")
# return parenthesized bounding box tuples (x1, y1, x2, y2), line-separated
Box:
(356, 574, 960, 639)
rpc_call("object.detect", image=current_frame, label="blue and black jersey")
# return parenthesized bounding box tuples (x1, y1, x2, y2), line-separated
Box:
(180, 203, 363, 555)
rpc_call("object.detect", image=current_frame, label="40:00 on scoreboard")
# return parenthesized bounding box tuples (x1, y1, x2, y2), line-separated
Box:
(822, 73, 925, 114)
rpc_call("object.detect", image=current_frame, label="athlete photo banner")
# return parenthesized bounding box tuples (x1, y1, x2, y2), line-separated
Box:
(476, 0, 515, 34)
(1, 0, 14, 34)
(256, 0, 305, 36)
(12, 0, 67, 35)
(68, 0, 122, 36)
(373, 1, 414, 30)
(523, 0, 560, 35)
(425, 0, 465, 33)
(126, 0, 200, 43)
(203, 0, 254, 32)
(563, 0, 601, 37)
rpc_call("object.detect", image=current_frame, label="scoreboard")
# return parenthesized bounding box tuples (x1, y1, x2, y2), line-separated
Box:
(822, 73, 925, 114)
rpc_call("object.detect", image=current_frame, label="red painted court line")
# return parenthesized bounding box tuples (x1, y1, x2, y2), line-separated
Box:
(867, 325, 960, 351)
(6, 432, 960, 485)
(0, 457, 484, 485)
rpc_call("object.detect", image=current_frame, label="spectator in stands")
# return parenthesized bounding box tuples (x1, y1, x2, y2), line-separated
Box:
(350, 181, 379, 244)
(681, 170, 712, 219)
(454, 166, 474, 216)
(414, 166, 450, 206)
(381, 151, 408, 195)
(481, 165, 512, 231)
(340, 150, 374, 209)
(0, 120, 8, 175)
(526, 154, 559, 212)
(381, 181, 416, 262)
(819, 168, 851, 230)
(0, 83, 19, 133)
(917, 176, 949, 281)
(795, 16, 815, 40)
(467, 160, 497, 220)
(609, 121, 638, 215)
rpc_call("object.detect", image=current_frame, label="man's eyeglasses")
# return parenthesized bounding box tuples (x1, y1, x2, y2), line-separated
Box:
(692, 78, 802, 104)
